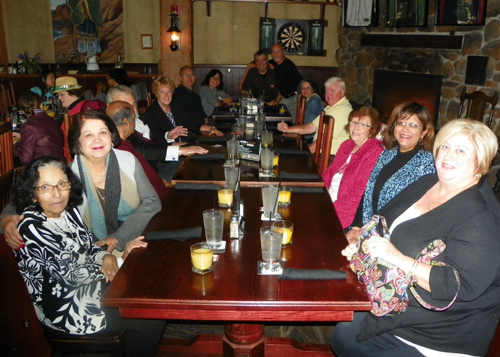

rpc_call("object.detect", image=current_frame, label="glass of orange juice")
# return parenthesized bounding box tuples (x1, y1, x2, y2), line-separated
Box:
(217, 185, 233, 208)
(278, 186, 292, 207)
(190, 243, 214, 275)
(273, 220, 294, 247)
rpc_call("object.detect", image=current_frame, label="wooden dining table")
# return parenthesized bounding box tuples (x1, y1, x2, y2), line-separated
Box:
(101, 186, 371, 356)
(172, 134, 325, 187)
(212, 104, 292, 123)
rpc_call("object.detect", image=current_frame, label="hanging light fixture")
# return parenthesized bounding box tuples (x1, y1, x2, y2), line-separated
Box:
(167, 5, 181, 51)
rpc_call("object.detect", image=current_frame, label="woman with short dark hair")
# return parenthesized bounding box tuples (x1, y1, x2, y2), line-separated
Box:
(13, 157, 165, 356)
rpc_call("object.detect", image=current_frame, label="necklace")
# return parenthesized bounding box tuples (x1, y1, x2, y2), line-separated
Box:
(95, 185, 105, 203)
(47, 212, 77, 239)
(91, 171, 105, 178)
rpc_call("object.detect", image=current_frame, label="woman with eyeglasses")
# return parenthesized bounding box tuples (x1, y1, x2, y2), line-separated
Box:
(346, 102, 436, 239)
(198, 69, 232, 117)
(322, 107, 384, 229)
(12, 157, 166, 356)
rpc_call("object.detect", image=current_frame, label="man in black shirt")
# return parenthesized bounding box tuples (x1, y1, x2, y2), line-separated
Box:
(269, 43, 303, 123)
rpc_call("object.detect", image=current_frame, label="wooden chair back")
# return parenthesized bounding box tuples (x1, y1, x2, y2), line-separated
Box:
(0, 235, 52, 356)
(0, 83, 16, 117)
(63, 113, 74, 164)
(457, 87, 498, 127)
(314, 111, 335, 174)
(295, 94, 307, 126)
(0, 121, 14, 177)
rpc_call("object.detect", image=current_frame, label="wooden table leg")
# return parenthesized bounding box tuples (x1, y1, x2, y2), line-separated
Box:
(223, 323, 265, 357)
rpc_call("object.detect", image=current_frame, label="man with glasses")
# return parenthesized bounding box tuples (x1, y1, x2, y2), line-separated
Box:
(173, 66, 222, 136)
(277, 77, 352, 155)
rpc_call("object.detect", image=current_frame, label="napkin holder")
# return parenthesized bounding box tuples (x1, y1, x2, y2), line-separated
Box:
(239, 140, 261, 162)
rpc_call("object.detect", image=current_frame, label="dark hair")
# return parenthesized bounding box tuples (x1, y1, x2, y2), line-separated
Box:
(12, 156, 83, 215)
(68, 110, 121, 155)
(383, 102, 435, 151)
(201, 69, 224, 90)
(344, 107, 382, 139)
(109, 68, 131, 86)
(297, 79, 318, 94)
(253, 50, 268, 60)
(18, 91, 42, 117)
(36, 69, 56, 97)
(66, 87, 84, 99)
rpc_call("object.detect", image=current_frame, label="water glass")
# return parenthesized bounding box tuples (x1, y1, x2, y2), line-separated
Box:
(260, 226, 283, 270)
(261, 185, 279, 219)
(224, 166, 239, 190)
(238, 116, 247, 133)
(278, 186, 292, 207)
(260, 149, 274, 175)
(253, 120, 263, 139)
(226, 138, 239, 164)
(273, 220, 294, 247)
(257, 112, 266, 123)
(191, 243, 214, 275)
(261, 131, 273, 149)
(203, 209, 224, 249)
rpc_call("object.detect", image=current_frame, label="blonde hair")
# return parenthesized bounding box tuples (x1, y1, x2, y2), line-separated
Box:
(433, 119, 498, 176)
(152, 76, 176, 97)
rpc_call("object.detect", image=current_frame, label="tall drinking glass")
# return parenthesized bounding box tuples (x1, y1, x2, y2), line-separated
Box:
(253, 120, 263, 139)
(261, 185, 279, 219)
(257, 112, 266, 123)
(224, 165, 239, 190)
(261, 131, 273, 149)
(260, 149, 274, 175)
(203, 209, 224, 249)
(226, 138, 239, 164)
(260, 226, 283, 270)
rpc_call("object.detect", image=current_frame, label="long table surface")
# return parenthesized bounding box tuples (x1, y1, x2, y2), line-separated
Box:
(172, 135, 324, 187)
(212, 104, 292, 124)
(101, 187, 370, 321)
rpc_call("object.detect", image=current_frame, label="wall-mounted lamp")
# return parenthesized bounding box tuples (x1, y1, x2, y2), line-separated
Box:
(167, 5, 181, 51)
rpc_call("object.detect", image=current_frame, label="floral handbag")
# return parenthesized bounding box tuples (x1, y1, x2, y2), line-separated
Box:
(349, 215, 460, 317)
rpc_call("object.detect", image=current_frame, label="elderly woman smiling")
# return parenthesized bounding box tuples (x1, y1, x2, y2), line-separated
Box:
(332, 119, 500, 356)
(322, 107, 383, 229)
(13, 157, 165, 356)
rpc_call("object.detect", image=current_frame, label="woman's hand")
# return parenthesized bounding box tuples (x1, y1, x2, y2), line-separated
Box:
(366, 236, 404, 266)
(277, 121, 289, 133)
(12, 132, 21, 144)
(122, 236, 148, 261)
(341, 243, 359, 261)
(1, 215, 24, 250)
(180, 146, 209, 156)
(346, 227, 361, 246)
(96, 237, 119, 253)
(168, 126, 188, 140)
(101, 254, 119, 283)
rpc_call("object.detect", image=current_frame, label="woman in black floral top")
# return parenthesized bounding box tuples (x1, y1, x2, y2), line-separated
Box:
(13, 157, 165, 357)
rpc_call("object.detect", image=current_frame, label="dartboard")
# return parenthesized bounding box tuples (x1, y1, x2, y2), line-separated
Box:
(277, 22, 305, 52)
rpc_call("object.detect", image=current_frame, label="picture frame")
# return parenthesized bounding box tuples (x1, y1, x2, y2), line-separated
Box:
(141, 34, 153, 49)
(342, 0, 379, 27)
(435, 0, 487, 26)
(386, 0, 429, 27)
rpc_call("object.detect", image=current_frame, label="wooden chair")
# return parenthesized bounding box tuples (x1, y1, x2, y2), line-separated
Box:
(457, 87, 498, 127)
(314, 111, 335, 174)
(63, 113, 73, 164)
(487, 320, 500, 357)
(0, 121, 14, 177)
(295, 93, 307, 126)
(0, 82, 16, 117)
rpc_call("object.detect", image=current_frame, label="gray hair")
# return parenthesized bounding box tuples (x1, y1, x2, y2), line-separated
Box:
(324, 77, 345, 91)
(106, 85, 135, 103)
(109, 105, 134, 127)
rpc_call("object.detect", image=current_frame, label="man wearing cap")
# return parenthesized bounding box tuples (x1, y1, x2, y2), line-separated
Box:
(269, 43, 303, 123)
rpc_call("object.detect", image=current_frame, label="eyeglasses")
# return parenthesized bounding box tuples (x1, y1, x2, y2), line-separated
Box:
(211, 76, 221, 81)
(349, 121, 372, 128)
(395, 121, 422, 129)
(182, 73, 196, 78)
(34, 181, 71, 194)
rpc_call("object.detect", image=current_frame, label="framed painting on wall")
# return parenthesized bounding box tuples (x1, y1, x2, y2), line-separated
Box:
(386, 0, 429, 27)
(342, 0, 379, 27)
(435, 0, 487, 25)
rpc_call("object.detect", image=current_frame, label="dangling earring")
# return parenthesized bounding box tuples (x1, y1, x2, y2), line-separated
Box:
(419, 138, 424, 146)
(475, 174, 481, 180)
